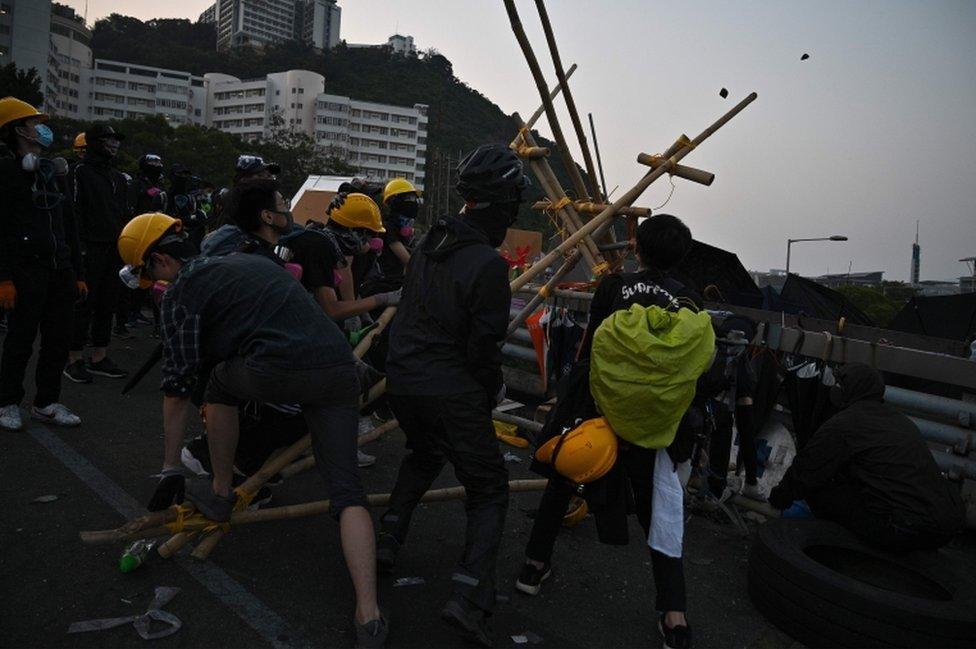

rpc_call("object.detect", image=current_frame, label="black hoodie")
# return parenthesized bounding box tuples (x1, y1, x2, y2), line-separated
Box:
(69, 151, 128, 243)
(386, 215, 510, 397)
(770, 364, 964, 534)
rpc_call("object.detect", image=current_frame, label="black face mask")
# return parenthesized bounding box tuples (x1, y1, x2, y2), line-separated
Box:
(394, 199, 419, 221)
(143, 167, 163, 183)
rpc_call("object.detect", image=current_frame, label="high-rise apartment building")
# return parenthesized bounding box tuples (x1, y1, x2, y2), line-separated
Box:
(205, 69, 324, 142)
(1, 0, 60, 109)
(200, 0, 339, 51)
(49, 3, 91, 117)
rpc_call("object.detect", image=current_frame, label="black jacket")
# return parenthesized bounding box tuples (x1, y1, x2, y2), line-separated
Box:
(0, 156, 83, 282)
(770, 364, 964, 534)
(386, 216, 510, 397)
(129, 175, 168, 216)
(70, 152, 128, 243)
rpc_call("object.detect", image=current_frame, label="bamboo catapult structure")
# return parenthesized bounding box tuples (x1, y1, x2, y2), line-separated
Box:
(80, 0, 757, 560)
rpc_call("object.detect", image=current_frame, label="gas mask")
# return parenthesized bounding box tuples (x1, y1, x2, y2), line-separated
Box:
(22, 154, 68, 176)
(119, 264, 144, 290)
(368, 237, 384, 253)
(398, 216, 415, 240)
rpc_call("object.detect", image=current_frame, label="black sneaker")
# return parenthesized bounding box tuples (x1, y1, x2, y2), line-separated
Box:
(355, 613, 389, 649)
(181, 435, 213, 476)
(376, 533, 401, 574)
(113, 324, 134, 339)
(514, 561, 551, 596)
(86, 357, 128, 378)
(659, 615, 692, 649)
(185, 479, 237, 522)
(63, 360, 93, 384)
(440, 599, 492, 648)
(129, 313, 153, 327)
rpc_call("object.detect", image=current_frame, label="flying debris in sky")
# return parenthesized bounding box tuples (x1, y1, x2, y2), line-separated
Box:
(719, 87, 729, 98)
(801, 53, 810, 60)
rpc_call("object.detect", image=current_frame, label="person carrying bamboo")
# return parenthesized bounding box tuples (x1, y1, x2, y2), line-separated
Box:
(117, 211, 388, 647)
(376, 144, 529, 647)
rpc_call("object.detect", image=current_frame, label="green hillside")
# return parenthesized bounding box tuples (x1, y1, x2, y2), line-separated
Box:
(89, 16, 589, 231)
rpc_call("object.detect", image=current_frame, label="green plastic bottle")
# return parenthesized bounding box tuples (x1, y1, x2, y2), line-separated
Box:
(119, 539, 154, 573)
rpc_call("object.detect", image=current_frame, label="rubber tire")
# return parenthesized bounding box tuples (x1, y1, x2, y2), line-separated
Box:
(748, 519, 976, 648)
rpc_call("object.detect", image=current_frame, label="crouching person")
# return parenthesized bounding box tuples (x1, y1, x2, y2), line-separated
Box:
(116, 213, 387, 647)
(769, 363, 964, 552)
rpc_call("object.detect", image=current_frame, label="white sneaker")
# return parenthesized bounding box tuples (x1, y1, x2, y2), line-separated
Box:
(741, 481, 768, 502)
(357, 450, 376, 468)
(31, 403, 81, 427)
(0, 404, 23, 431)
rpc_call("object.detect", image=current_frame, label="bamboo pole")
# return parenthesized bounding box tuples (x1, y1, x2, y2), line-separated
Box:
(534, 0, 601, 199)
(508, 93, 758, 294)
(526, 63, 577, 131)
(588, 113, 608, 199)
(353, 306, 396, 359)
(503, 0, 590, 200)
(636, 153, 715, 186)
(82, 480, 548, 545)
(514, 114, 604, 269)
(531, 200, 651, 218)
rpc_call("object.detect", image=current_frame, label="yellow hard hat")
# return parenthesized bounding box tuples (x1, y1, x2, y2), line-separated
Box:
(562, 496, 589, 528)
(118, 212, 181, 268)
(0, 96, 48, 130)
(73, 132, 86, 150)
(383, 178, 421, 205)
(328, 193, 385, 233)
(535, 417, 618, 484)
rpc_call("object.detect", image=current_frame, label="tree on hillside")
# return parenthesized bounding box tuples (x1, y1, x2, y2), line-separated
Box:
(0, 63, 44, 107)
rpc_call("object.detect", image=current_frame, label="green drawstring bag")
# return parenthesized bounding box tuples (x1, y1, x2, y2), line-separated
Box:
(590, 303, 715, 449)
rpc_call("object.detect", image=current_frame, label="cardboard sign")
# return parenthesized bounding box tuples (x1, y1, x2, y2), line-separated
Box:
(292, 189, 337, 227)
(499, 228, 543, 270)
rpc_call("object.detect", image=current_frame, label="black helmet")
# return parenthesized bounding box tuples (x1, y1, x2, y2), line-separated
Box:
(455, 143, 530, 204)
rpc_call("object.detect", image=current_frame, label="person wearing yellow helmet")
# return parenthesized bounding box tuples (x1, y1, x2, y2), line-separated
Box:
(119, 211, 387, 645)
(0, 97, 86, 431)
(72, 132, 86, 158)
(324, 192, 392, 334)
(516, 215, 705, 649)
(378, 177, 421, 279)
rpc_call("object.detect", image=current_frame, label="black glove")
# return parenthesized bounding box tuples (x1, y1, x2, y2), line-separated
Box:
(147, 468, 185, 511)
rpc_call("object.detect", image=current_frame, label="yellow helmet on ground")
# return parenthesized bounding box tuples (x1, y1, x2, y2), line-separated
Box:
(73, 132, 86, 152)
(0, 96, 48, 130)
(535, 417, 618, 484)
(383, 178, 421, 205)
(328, 192, 385, 233)
(118, 213, 181, 267)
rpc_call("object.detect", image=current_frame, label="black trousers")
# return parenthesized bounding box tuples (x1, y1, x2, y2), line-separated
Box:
(806, 478, 954, 553)
(72, 241, 122, 351)
(707, 402, 758, 497)
(525, 447, 687, 612)
(381, 391, 509, 613)
(0, 265, 76, 408)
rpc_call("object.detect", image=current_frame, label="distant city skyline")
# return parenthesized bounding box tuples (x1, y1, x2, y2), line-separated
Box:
(61, 1, 976, 282)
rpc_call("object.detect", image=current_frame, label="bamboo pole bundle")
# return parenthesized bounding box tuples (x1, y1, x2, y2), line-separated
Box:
(508, 92, 758, 295)
(503, 0, 590, 201)
(531, 200, 651, 219)
(82, 480, 548, 546)
(513, 114, 604, 269)
(534, 0, 602, 199)
(353, 306, 396, 358)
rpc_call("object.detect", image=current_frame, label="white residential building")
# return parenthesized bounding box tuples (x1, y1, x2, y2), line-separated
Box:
(387, 34, 416, 56)
(313, 94, 427, 189)
(205, 69, 324, 142)
(82, 59, 207, 125)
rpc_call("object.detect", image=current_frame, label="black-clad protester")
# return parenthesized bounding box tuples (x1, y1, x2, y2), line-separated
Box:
(376, 144, 528, 647)
(64, 123, 128, 383)
(167, 163, 208, 248)
(769, 363, 964, 551)
(0, 98, 85, 430)
(515, 215, 702, 649)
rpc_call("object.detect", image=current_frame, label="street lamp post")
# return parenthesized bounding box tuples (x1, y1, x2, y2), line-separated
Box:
(785, 235, 848, 275)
